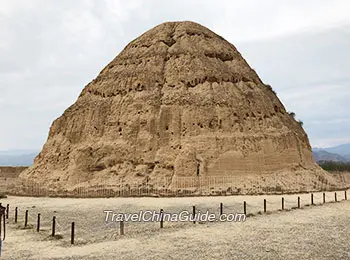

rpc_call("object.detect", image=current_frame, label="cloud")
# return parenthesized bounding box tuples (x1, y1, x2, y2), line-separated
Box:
(0, 0, 349, 149)
(235, 24, 350, 148)
(214, 0, 350, 42)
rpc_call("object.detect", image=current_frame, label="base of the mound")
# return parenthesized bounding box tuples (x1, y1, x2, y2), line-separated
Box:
(7, 170, 350, 198)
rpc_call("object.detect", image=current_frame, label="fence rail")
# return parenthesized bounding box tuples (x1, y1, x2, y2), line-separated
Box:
(1, 189, 349, 246)
(1, 172, 350, 197)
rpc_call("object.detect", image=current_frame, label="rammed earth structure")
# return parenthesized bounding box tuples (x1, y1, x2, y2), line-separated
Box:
(20, 21, 340, 194)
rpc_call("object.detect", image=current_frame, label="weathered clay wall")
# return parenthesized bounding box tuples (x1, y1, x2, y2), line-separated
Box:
(0, 166, 28, 178)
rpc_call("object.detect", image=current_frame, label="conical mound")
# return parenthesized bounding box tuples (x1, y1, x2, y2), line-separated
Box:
(20, 21, 340, 195)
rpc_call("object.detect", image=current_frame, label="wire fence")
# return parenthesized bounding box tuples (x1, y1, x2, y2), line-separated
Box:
(1, 189, 349, 246)
(1, 171, 350, 197)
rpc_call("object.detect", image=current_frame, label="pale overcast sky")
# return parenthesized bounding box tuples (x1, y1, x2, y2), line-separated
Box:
(0, 0, 349, 150)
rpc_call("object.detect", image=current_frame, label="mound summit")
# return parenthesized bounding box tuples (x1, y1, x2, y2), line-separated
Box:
(20, 21, 339, 194)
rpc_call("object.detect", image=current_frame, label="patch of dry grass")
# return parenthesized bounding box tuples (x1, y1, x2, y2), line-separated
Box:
(1, 191, 349, 259)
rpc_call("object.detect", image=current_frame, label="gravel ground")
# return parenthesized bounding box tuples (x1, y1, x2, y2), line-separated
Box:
(0, 190, 349, 259)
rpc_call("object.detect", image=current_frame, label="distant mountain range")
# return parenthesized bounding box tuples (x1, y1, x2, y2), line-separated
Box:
(313, 143, 350, 163)
(0, 144, 349, 166)
(0, 149, 39, 166)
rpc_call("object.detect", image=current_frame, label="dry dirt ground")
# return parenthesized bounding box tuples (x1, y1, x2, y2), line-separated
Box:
(0, 191, 349, 259)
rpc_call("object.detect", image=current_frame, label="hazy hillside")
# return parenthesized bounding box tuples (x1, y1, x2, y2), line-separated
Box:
(312, 150, 348, 162)
(0, 150, 39, 166)
(321, 144, 350, 160)
(313, 143, 350, 163)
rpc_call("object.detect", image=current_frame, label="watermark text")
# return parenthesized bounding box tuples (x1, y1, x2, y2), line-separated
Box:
(104, 210, 246, 223)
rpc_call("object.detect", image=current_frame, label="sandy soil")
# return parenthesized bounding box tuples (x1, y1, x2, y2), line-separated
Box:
(0, 190, 349, 259)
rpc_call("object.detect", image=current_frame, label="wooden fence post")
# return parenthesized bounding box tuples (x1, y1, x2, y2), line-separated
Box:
(243, 201, 247, 215)
(192, 206, 196, 224)
(323, 193, 326, 203)
(6, 204, 9, 219)
(263, 199, 267, 213)
(120, 220, 124, 235)
(52, 216, 56, 237)
(15, 207, 18, 223)
(335, 192, 337, 202)
(25, 210, 28, 227)
(160, 209, 164, 228)
(297, 197, 300, 209)
(281, 197, 284, 210)
(37, 213, 40, 232)
(71, 222, 75, 244)
(220, 203, 223, 216)
(311, 194, 314, 205)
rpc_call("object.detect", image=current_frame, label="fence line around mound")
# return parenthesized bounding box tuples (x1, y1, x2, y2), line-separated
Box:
(1, 171, 350, 197)
(1, 189, 349, 246)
